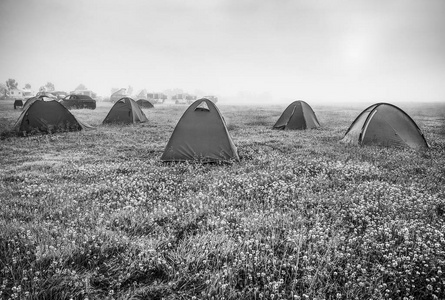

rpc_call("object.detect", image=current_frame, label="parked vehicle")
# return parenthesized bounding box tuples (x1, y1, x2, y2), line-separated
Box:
(52, 91, 68, 100)
(15, 90, 35, 109)
(60, 94, 96, 109)
(72, 89, 97, 98)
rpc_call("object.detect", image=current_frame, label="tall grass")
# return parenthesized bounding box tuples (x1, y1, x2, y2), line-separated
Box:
(0, 99, 444, 299)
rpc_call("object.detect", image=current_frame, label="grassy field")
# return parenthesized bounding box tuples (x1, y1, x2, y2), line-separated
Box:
(0, 99, 444, 300)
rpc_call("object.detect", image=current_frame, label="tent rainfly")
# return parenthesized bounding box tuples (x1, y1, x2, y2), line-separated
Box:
(341, 102, 429, 150)
(273, 100, 320, 130)
(14, 98, 92, 134)
(103, 97, 148, 124)
(161, 98, 239, 163)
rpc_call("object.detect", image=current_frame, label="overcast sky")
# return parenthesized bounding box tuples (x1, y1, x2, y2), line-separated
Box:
(1, 0, 444, 103)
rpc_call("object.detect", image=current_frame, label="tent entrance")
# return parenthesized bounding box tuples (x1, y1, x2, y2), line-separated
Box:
(195, 101, 210, 111)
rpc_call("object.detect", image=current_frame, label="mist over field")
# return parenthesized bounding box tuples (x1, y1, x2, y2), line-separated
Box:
(1, 0, 445, 104)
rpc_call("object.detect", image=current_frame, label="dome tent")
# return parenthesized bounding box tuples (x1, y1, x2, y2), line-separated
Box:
(23, 94, 56, 110)
(136, 99, 154, 109)
(341, 103, 429, 150)
(273, 100, 320, 130)
(14, 98, 92, 134)
(103, 97, 148, 124)
(22, 97, 40, 111)
(161, 98, 239, 163)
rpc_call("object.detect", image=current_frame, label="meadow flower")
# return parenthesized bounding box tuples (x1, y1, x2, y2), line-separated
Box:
(1, 106, 444, 300)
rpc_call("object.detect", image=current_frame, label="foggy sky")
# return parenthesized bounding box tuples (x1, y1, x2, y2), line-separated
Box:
(1, 0, 444, 103)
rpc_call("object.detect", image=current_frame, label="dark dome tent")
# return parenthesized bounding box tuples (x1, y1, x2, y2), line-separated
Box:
(161, 98, 239, 163)
(341, 103, 429, 150)
(136, 99, 154, 109)
(22, 94, 56, 111)
(103, 97, 148, 124)
(14, 98, 91, 134)
(22, 97, 40, 111)
(273, 100, 320, 130)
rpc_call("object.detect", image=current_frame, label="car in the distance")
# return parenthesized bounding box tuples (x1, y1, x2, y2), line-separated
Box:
(60, 94, 96, 109)
(52, 91, 68, 100)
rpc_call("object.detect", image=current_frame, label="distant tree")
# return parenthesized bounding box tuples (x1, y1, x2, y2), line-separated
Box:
(6, 78, 18, 91)
(75, 84, 87, 91)
(0, 83, 8, 98)
(24, 83, 31, 89)
(45, 82, 55, 92)
(111, 88, 119, 94)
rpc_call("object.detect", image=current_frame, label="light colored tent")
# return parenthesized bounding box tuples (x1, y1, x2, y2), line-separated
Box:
(341, 103, 429, 150)
(136, 99, 154, 109)
(136, 90, 147, 100)
(103, 97, 148, 124)
(110, 88, 128, 103)
(273, 100, 320, 130)
(161, 98, 239, 163)
(14, 99, 91, 134)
